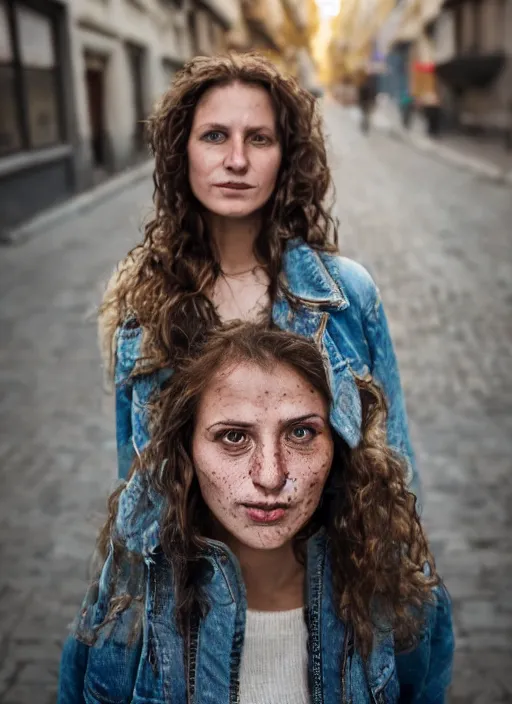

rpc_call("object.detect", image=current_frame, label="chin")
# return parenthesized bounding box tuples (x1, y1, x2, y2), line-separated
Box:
(213, 205, 259, 219)
(235, 527, 295, 551)
(204, 196, 268, 220)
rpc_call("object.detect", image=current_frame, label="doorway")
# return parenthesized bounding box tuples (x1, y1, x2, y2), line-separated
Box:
(126, 43, 146, 155)
(84, 52, 107, 170)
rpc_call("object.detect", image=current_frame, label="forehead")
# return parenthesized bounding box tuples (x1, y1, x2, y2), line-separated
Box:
(196, 360, 327, 419)
(192, 81, 276, 128)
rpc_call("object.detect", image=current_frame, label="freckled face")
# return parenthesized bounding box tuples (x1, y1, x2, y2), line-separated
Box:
(192, 361, 334, 551)
(187, 82, 282, 219)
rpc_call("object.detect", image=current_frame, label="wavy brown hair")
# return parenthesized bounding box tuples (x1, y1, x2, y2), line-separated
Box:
(94, 324, 438, 659)
(99, 52, 337, 374)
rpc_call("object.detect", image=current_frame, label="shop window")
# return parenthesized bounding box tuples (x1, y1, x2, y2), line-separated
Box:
(25, 68, 60, 146)
(0, 0, 63, 157)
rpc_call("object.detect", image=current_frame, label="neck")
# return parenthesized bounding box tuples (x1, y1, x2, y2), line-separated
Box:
(232, 540, 305, 611)
(207, 213, 262, 274)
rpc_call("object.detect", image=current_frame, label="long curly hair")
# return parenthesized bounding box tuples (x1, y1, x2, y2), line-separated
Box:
(95, 324, 438, 659)
(98, 52, 337, 375)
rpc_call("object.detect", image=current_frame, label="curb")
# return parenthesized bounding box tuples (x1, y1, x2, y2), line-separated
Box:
(1, 159, 153, 246)
(382, 121, 511, 187)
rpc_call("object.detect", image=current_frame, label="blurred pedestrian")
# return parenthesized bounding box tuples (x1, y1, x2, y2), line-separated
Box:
(399, 91, 414, 130)
(421, 92, 442, 138)
(59, 325, 454, 703)
(98, 51, 419, 541)
(358, 72, 377, 134)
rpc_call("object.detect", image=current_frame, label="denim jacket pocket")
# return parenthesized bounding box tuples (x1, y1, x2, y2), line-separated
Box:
(84, 685, 127, 704)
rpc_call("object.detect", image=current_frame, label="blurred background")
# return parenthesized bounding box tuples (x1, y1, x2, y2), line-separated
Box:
(0, 0, 511, 702)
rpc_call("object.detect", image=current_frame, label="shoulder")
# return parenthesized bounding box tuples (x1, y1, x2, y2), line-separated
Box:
(98, 250, 145, 379)
(318, 251, 379, 313)
(283, 240, 379, 313)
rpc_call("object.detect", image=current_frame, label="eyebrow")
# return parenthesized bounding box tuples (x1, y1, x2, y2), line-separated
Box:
(196, 122, 276, 134)
(206, 413, 325, 432)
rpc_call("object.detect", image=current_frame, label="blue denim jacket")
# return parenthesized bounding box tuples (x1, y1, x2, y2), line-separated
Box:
(58, 530, 454, 703)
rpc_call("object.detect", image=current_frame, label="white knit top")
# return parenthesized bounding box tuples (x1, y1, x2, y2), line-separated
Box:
(239, 608, 309, 704)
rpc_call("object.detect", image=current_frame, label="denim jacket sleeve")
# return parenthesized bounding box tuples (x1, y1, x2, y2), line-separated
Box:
(58, 636, 89, 703)
(58, 550, 144, 703)
(114, 321, 171, 480)
(362, 286, 420, 497)
(395, 584, 455, 703)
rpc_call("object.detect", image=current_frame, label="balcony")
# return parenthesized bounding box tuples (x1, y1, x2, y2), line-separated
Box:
(241, 0, 285, 50)
(194, 0, 239, 29)
(436, 50, 506, 91)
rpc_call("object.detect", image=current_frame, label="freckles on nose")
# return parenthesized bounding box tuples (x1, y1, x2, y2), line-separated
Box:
(249, 456, 261, 477)
(276, 450, 289, 476)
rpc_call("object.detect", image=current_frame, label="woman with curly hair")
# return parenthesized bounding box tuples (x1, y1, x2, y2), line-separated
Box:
(100, 51, 419, 552)
(59, 325, 453, 703)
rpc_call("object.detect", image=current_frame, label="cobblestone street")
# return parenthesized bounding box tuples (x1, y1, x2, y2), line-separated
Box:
(0, 101, 511, 703)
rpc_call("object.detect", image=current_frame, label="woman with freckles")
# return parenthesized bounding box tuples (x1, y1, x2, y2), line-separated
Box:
(59, 325, 453, 703)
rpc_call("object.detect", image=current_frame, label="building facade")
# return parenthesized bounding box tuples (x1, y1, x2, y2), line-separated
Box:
(0, 0, 238, 234)
(434, 0, 512, 137)
(376, 0, 512, 143)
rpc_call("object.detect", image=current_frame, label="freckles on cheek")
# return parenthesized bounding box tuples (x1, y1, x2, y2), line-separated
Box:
(198, 464, 242, 506)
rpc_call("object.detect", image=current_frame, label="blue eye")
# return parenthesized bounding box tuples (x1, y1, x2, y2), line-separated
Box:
(203, 131, 225, 143)
(290, 426, 315, 442)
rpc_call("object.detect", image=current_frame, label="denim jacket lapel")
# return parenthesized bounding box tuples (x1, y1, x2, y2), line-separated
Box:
(274, 241, 362, 449)
(281, 239, 349, 309)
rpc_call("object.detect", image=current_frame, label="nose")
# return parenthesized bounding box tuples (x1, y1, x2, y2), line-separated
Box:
(224, 135, 248, 173)
(250, 442, 287, 494)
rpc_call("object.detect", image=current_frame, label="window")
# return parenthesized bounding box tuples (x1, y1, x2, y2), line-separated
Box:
(454, 4, 463, 55)
(126, 43, 145, 151)
(0, 1, 22, 154)
(0, 0, 63, 157)
(472, 0, 481, 53)
(188, 10, 197, 54)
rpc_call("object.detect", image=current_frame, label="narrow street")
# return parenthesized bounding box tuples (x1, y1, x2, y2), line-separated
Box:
(0, 102, 511, 703)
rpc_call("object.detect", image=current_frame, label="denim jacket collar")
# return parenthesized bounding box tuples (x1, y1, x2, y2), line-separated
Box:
(282, 239, 349, 310)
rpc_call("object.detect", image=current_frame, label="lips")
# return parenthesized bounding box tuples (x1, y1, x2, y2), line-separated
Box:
(243, 503, 288, 524)
(216, 182, 254, 190)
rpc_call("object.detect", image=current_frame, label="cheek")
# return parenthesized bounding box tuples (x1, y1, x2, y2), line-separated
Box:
(194, 450, 244, 506)
(188, 146, 213, 187)
(292, 445, 333, 502)
(255, 150, 281, 188)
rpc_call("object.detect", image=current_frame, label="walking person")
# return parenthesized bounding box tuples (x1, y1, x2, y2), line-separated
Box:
(399, 90, 414, 130)
(357, 72, 377, 134)
(99, 52, 420, 547)
(59, 325, 454, 703)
